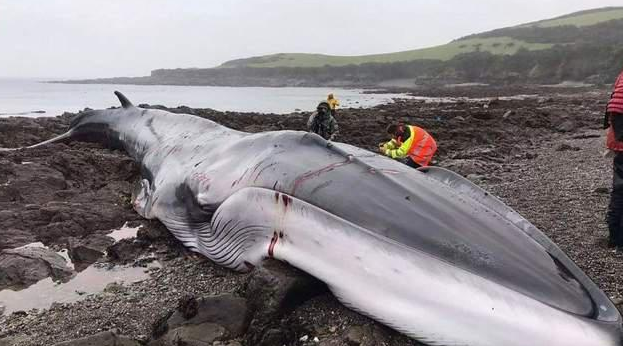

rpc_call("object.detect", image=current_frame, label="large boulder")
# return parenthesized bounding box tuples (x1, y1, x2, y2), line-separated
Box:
(150, 293, 250, 346)
(66, 234, 115, 271)
(245, 260, 327, 345)
(106, 238, 145, 264)
(167, 294, 249, 336)
(137, 221, 171, 242)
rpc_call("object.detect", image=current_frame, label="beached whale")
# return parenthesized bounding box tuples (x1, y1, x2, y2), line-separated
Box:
(12, 92, 622, 345)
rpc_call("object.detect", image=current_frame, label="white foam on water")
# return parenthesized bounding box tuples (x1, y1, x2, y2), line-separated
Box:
(408, 94, 539, 104)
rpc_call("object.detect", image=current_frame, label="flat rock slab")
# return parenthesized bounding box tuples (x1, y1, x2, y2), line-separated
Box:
(52, 330, 140, 346)
(0, 246, 73, 289)
(0, 228, 36, 250)
(154, 323, 227, 346)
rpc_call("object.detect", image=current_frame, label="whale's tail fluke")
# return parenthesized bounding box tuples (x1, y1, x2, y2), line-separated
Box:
(114, 91, 133, 109)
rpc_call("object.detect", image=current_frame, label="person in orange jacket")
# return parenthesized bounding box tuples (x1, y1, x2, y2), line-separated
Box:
(379, 123, 437, 168)
(605, 68, 623, 248)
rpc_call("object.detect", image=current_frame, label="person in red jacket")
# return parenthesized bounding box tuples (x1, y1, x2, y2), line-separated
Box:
(605, 69, 623, 248)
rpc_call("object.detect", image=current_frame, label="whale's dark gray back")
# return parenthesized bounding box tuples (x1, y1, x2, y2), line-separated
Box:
(214, 133, 594, 317)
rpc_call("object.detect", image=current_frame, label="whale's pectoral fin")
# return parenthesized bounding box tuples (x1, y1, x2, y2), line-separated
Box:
(196, 189, 275, 272)
(132, 178, 153, 218)
(114, 91, 134, 109)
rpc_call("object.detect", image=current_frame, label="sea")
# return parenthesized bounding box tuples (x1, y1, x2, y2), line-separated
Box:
(0, 79, 410, 117)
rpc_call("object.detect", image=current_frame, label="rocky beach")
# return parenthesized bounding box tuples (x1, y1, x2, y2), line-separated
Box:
(0, 86, 621, 346)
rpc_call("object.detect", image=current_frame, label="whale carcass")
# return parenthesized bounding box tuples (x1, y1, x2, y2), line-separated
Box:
(14, 92, 622, 346)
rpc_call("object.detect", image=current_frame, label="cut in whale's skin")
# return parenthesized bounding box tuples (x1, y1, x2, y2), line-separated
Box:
(11, 92, 622, 346)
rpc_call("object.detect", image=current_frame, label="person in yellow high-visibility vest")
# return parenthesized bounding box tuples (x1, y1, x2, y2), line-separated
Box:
(327, 93, 340, 117)
(379, 123, 437, 168)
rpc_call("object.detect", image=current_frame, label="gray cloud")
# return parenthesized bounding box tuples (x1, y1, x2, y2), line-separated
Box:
(1, 0, 621, 78)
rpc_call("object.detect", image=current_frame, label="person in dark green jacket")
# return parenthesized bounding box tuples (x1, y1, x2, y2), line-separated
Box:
(308, 101, 339, 141)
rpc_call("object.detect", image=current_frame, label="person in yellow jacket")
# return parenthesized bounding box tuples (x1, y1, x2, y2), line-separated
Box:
(379, 123, 437, 168)
(327, 93, 340, 117)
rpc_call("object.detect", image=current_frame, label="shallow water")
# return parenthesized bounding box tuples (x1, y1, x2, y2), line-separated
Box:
(107, 223, 141, 242)
(0, 227, 158, 315)
(0, 79, 410, 117)
(0, 263, 159, 315)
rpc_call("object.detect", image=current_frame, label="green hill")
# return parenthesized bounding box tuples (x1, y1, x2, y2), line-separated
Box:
(67, 7, 623, 87)
(219, 7, 623, 69)
(521, 7, 623, 28)
(220, 37, 552, 68)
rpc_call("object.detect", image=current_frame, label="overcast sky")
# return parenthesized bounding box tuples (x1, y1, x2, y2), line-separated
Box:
(1, 0, 622, 79)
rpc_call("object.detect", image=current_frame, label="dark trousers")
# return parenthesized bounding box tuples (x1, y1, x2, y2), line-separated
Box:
(607, 152, 623, 245)
(401, 157, 421, 169)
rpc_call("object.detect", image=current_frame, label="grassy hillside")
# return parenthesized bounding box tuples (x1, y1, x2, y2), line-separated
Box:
(521, 7, 623, 28)
(219, 7, 623, 69)
(221, 37, 551, 68)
